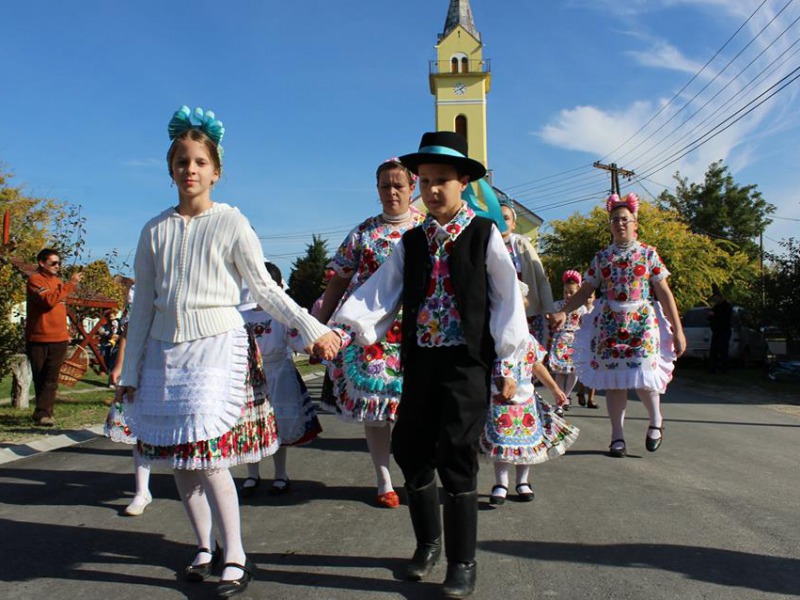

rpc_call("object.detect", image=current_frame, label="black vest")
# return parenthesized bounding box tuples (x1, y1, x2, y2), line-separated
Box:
(401, 216, 497, 369)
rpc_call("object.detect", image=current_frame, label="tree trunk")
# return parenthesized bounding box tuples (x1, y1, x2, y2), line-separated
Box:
(10, 353, 32, 409)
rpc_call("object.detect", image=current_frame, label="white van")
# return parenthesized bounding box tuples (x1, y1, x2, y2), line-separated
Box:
(681, 306, 768, 366)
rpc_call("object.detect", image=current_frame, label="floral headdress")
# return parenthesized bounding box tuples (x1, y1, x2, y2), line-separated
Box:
(562, 270, 582, 285)
(499, 198, 517, 221)
(605, 192, 639, 214)
(167, 105, 225, 164)
(382, 157, 418, 182)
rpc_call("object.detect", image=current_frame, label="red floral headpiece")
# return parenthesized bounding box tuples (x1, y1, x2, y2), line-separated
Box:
(562, 270, 582, 285)
(605, 193, 639, 214)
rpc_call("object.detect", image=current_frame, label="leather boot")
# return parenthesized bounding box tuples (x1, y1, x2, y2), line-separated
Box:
(441, 490, 478, 598)
(405, 479, 442, 580)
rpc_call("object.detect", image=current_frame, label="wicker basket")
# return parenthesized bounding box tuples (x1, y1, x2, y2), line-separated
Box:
(58, 345, 89, 387)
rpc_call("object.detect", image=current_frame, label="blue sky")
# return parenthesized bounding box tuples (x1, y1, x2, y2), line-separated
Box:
(1, 0, 798, 278)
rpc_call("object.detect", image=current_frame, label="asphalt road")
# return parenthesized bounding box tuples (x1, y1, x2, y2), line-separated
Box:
(1, 374, 798, 600)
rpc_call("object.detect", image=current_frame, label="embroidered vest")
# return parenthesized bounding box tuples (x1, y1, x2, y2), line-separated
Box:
(401, 217, 496, 369)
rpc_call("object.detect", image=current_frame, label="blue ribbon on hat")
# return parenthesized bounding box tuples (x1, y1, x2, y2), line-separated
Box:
(418, 145, 466, 157)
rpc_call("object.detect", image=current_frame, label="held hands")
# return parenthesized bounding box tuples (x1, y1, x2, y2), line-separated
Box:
(115, 385, 136, 403)
(547, 311, 566, 330)
(550, 384, 569, 407)
(493, 377, 517, 403)
(307, 331, 342, 362)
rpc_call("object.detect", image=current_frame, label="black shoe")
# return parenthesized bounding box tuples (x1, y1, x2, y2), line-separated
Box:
(645, 426, 663, 452)
(268, 477, 291, 495)
(217, 559, 255, 598)
(183, 544, 222, 582)
(238, 477, 260, 499)
(442, 561, 477, 598)
(515, 483, 535, 502)
(608, 439, 627, 458)
(489, 485, 507, 506)
(406, 542, 441, 580)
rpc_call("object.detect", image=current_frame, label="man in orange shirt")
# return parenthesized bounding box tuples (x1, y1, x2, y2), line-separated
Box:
(26, 249, 83, 426)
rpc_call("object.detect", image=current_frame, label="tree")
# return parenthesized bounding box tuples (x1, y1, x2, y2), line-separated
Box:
(657, 161, 774, 261)
(763, 237, 799, 349)
(287, 234, 330, 310)
(540, 200, 756, 313)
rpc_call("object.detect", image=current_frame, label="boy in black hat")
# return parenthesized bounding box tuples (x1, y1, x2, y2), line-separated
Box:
(331, 131, 529, 598)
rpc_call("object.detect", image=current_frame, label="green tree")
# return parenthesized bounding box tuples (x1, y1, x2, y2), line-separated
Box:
(763, 238, 799, 349)
(287, 234, 330, 310)
(657, 161, 774, 261)
(541, 200, 756, 313)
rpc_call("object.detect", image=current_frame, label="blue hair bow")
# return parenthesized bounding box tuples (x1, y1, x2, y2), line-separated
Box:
(167, 106, 225, 160)
(462, 179, 508, 233)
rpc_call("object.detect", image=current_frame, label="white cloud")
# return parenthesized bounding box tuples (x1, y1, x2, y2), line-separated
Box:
(124, 158, 162, 168)
(626, 41, 704, 74)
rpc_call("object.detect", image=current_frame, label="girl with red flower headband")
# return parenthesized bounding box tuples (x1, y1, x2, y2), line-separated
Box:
(549, 193, 685, 458)
(548, 270, 588, 415)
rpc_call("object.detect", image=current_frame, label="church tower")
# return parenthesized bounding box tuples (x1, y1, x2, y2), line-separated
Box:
(429, 0, 491, 171)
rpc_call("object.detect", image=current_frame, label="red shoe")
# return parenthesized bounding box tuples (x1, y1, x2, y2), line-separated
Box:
(376, 491, 400, 508)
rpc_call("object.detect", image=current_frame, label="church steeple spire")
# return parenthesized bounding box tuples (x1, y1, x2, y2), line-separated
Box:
(441, 0, 479, 41)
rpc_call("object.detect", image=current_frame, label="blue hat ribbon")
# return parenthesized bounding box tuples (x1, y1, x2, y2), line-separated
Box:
(418, 145, 467, 157)
(462, 178, 507, 233)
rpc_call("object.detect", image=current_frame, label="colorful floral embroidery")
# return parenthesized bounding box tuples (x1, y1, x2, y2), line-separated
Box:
(548, 300, 586, 374)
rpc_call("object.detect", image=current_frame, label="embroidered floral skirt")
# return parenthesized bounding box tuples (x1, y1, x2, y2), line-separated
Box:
(330, 320, 403, 424)
(549, 328, 578, 374)
(104, 399, 136, 445)
(480, 391, 580, 465)
(574, 299, 676, 393)
(133, 328, 279, 470)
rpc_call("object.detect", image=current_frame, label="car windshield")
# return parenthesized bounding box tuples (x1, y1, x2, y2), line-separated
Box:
(682, 309, 709, 327)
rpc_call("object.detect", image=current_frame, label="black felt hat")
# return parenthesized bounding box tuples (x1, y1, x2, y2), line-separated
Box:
(399, 131, 487, 181)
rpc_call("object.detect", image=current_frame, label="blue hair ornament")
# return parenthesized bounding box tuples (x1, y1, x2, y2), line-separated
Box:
(461, 179, 508, 233)
(167, 105, 225, 162)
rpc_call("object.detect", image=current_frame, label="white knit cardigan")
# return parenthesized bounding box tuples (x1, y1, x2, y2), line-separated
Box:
(120, 203, 330, 388)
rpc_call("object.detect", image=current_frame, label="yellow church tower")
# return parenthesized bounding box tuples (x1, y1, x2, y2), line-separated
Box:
(429, 0, 491, 171)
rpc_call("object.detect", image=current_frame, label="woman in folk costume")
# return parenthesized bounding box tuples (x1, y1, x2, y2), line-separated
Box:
(499, 200, 555, 347)
(549, 193, 685, 458)
(316, 158, 424, 508)
(116, 105, 339, 597)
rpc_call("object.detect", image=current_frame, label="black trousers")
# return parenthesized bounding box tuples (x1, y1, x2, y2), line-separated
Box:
(26, 341, 69, 419)
(392, 345, 490, 494)
(710, 331, 731, 372)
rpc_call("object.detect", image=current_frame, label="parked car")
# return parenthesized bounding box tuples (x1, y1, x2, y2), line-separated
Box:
(681, 306, 769, 366)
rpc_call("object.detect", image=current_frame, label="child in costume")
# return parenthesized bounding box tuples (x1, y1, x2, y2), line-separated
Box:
(238, 262, 322, 498)
(116, 105, 339, 598)
(480, 334, 577, 505)
(105, 285, 153, 516)
(576, 291, 599, 409)
(331, 132, 529, 599)
(548, 270, 588, 415)
(549, 193, 685, 458)
(316, 158, 423, 509)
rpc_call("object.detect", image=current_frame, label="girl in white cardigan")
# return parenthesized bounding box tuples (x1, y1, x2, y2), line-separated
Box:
(116, 106, 340, 598)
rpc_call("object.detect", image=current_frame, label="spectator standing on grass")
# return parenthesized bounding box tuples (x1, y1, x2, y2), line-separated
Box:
(25, 248, 83, 427)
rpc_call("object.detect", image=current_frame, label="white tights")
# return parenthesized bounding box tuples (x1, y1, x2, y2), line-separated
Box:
(493, 462, 532, 497)
(554, 373, 578, 399)
(173, 467, 247, 579)
(245, 446, 288, 483)
(605, 388, 663, 444)
(364, 423, 394, 495)
(133, 449, 151, 497)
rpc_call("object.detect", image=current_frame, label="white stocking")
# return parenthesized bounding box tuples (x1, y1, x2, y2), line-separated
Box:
(245, 460, 261, 483)
(493, 462, 510, 498)
(636, 388, 663, 439)
(198, 468, 247, 580)
(605, 389, 628, 444)
(173, 470, 214, 566)
(364, 423, 394, 495)
(562, 373, 578, 398)
(272, 446, 288, 481)
(133, 449, 151, 498)
(515, 465, 531, 487)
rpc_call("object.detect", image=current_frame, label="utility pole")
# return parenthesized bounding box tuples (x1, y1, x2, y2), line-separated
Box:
(593, 161, 635, 194)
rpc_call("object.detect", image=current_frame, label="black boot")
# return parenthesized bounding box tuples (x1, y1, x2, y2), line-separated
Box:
(441, 490, 478, 598)
(404, 479, 442, 580)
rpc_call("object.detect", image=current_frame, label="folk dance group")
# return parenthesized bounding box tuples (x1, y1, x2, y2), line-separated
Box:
(109, 105, 686, 599)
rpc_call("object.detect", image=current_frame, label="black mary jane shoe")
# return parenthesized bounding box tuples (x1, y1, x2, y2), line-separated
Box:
(238, 477, 261, 499)
(645, 426, 664, 452)
(608, 439, 627, 458)
(268, 477, 291, 496)
(515, 483, 535, 502)
(217, 559, 255, 598)
(489, 485, 508, 506)
(183, 544, 222, 582)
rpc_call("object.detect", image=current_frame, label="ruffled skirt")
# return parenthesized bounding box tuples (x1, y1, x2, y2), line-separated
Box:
(574, 299, 676, 393)
(480, 391, 579, 465)
(264, 356, 321, 446)
(131, 328, 279, 470)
